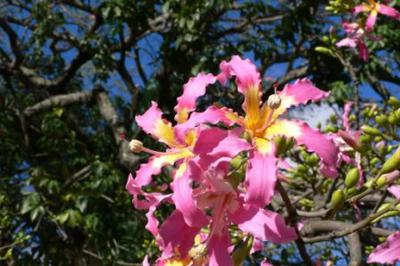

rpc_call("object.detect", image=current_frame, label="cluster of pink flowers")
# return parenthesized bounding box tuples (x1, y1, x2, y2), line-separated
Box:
(126, 56, 341, 265)
(336, 0, 400, 61)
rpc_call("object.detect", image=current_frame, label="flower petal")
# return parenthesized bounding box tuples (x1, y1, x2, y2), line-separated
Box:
(365, 10, 378, 32)
(342, 102, 353, 131)
(230, 205, 297, 243)
(145, 206, 159, 237)
(265, 119, 339, 178)
(173, 106, 239, 144)
(208, 228, 232, 266)
(353, 4, 369, 14)
(357, 41, 369, 62)
(261, 259, 273, 266)
(388, 185, 400, 200)
(378, 4, 400, 19)
(368, 231, 400, 264)
(172, 168, 209, 228)
(336, 37, 358, 48)
(245, 142, 277, 207)
(194, 127, 250, 159)
(217, 55, 261, 128)
(136, 101, 177, 146)
(174, 73, 217, 123)
(217, 55, 261, 94)
(130, 151, 192, 190)
(158, 210, 201, 259)
(275, 79, 329, 118)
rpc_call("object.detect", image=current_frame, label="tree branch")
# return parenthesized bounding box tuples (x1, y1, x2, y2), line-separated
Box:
(95, 88, 139, 169)
(301, 220, 362, 266)
(24, 90, 95, 117)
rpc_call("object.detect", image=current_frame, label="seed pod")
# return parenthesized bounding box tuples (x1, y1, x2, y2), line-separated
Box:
(361, 125, 382, 136)
(330, 189, 345, 211)
(345, 168, 360, 188)
(379, 148, 400, 176)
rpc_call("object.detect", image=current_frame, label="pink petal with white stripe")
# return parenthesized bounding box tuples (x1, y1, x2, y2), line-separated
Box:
(230, 205, 297, 243)
(174, 73, 216, 123)
(368, 231, 400, 264)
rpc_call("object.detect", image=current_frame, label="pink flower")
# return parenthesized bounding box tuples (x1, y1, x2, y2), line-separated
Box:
(154, 162, 297, 265)
(336, 22, 369, 62)
(367, 184, 400, 264)
(353, 0, 400, 31)
(126, 73, 250, 238)
(215, 56, 339, 207)
(368, 231, 400, 264)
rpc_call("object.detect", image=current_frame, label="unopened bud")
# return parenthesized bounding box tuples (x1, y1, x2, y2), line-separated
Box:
(267, 94, 281, 109)
(330, 189, 345, 211)
(361, 125, 382, 136)
(379, 148, 400, 176)
(345, 168, 360, 188)
(376, 170, 400, 188)
(129, 139, 143, 152)
(388, 96, 400, 108)
(274, 135, 286, 156)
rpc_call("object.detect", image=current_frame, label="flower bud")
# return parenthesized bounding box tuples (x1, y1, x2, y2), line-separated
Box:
(388, 96, 400, 108)
(345, 168, 360, 188)
(379, 148, 400, 176)
(330, 189, 345, 211)
(375, 115, 388, 126)
(361, 125, 382, 136)
(274, 135, 286, 156)
(375, 176, 387, 189)
(267, 94, 281, 109)
(232, 236, 253, 266)
(395, 109, 400, 120)
(388, 114, 397, 125)
(231, 155, 244, 170)
(375, 170, 400, 188)
(129, 139, 143, 152)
